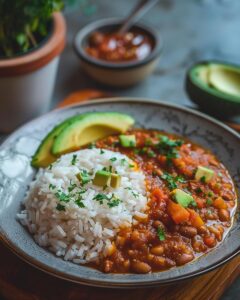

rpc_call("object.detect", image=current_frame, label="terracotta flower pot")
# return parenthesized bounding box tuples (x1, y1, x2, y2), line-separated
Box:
(0, 13, 66, 132)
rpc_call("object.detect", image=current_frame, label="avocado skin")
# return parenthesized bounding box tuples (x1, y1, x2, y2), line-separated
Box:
(185, 62, 240, 119)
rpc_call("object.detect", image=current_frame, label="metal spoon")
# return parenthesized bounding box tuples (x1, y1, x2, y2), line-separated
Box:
(118, 0, 159, 34)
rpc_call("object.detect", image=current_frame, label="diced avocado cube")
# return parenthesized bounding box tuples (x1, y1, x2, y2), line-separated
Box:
(171, 189, 194, 208)
(195, 166, 214, 183)
(110, 173, 121, 188)
(93, 170, 111, 187)
(76, 172, 90, 185)
(119, 135, 136, 147)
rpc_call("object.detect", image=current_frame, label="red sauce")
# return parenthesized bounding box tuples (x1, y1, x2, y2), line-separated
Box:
(86, 129, 237, 274)
(85, 31, 153, 63)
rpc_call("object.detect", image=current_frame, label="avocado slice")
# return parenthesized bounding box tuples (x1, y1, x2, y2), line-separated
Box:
(186, 61, 240, 118)
(52, 112, 135, 156)
(119, 135, 136, 147)
(171, 189, 194, 208)
(195, 166, 214, 183)
(31, 114, 89, 168)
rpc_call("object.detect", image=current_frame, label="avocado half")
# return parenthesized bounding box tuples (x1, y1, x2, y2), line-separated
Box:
(31, 112, 135, 168)
(186, 61, 240, 118)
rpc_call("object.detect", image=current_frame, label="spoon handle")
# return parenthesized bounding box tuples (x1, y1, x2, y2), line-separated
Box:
(118, 0, 159, 34)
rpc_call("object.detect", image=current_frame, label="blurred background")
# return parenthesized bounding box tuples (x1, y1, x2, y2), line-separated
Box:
(54, 0, 240, 109)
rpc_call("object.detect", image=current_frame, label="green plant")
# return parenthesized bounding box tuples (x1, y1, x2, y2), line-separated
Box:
(0, 0, 64, 57)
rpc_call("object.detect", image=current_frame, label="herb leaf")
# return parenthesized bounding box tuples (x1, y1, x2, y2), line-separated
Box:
(56, 203, 65, 211)
(157, 135, 183, 164)
(161, 173, 186, 190)
(71, 154, 77, 165)
(157, 226, 166, 241)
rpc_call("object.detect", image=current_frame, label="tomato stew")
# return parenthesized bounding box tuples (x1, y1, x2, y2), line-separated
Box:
(88, 129, 237, 274)
(85, 30, 153, 63)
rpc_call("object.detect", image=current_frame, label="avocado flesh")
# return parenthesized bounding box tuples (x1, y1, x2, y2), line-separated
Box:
(208, 64, 240, 99)
(52, 112, 135, 156)
(195, 166, 214, 183)
(171, 189, 194, 208)
(191, 63, 240, 100)
(31, 113, 90, 168)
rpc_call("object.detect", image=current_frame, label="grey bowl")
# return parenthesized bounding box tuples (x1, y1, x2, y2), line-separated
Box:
(0, 98, 239, 288)
(74, 18, 162, 87)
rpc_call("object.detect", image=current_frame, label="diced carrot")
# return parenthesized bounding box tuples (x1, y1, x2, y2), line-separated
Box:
(152, 188, 165, 201)
(167, 200, 190, 224)
(187, 209, 204, 228)
(213, 197, 227, 209)
(195, 197, 204, 209)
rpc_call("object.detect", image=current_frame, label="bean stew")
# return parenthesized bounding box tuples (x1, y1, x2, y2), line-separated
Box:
(87, 129, 237, 274)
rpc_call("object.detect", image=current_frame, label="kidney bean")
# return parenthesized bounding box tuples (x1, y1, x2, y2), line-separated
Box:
(218, 209, 230, 222)
(192, 238, 207, 252)
(179, 226, 197, 238)
(103, 260, 113, 273)
(150, 245, 164, 256)
(197, 225, 209, 235)
(131, 260, 151, 274)
(175, 253, 194, 266)
(152, 256, 166, 267)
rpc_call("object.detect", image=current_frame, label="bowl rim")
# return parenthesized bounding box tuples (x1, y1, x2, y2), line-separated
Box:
(0, 98, 239, 288)
(73, 18, 163, 70)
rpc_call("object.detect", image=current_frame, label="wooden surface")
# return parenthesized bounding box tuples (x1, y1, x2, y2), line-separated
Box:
(0, 242, 239, 300)
(0, 89, 239, 300)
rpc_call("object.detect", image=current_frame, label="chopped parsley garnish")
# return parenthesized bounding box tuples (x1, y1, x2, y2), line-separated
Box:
(93, 193, 122, 208)
(108, 196, 122, 208)
(102, 165, 113, 173)
(145, 138, 153, 146)
(75, 198, 85, 208)
(100, 149, 105, 154)
(68, 182, 77, 193)
(147, 150, 156, 158)
(124, 187, 139, 198)
(206, 198, 213, 206)
(93, 193, 109, 204)
(129, 163, 134, 168)
(56, 203, 65, 211)
(157, 226, 166, 241)
(77, 170, 90, 185)
(157, 135, 183, 164)
(110, 157, 117, 162)
(133, 149, 140, 155)
(55, 191, 70, 202)
(207, 191, 214, 197)
(200, 176, 206, 183)
(71, 154, 77, 165)
(88, 142, 96, 149)
(49, 183, 56, 190)
(103, 184, 108, 191)
(191, 200, 197, 207)
(195, 187, 202, 194)
(120, 158, 127, 165)
(161, 173, 186, 190)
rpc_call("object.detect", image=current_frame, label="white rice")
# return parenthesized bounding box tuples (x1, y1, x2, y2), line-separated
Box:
(18, 148, 148, 264)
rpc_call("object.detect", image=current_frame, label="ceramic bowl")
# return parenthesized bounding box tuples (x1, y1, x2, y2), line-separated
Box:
(74, 18, 162, 87)
(0, 98, 239, 288)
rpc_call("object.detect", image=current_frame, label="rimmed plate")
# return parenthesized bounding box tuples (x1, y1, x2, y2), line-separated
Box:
(0, 98, 239, 288)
